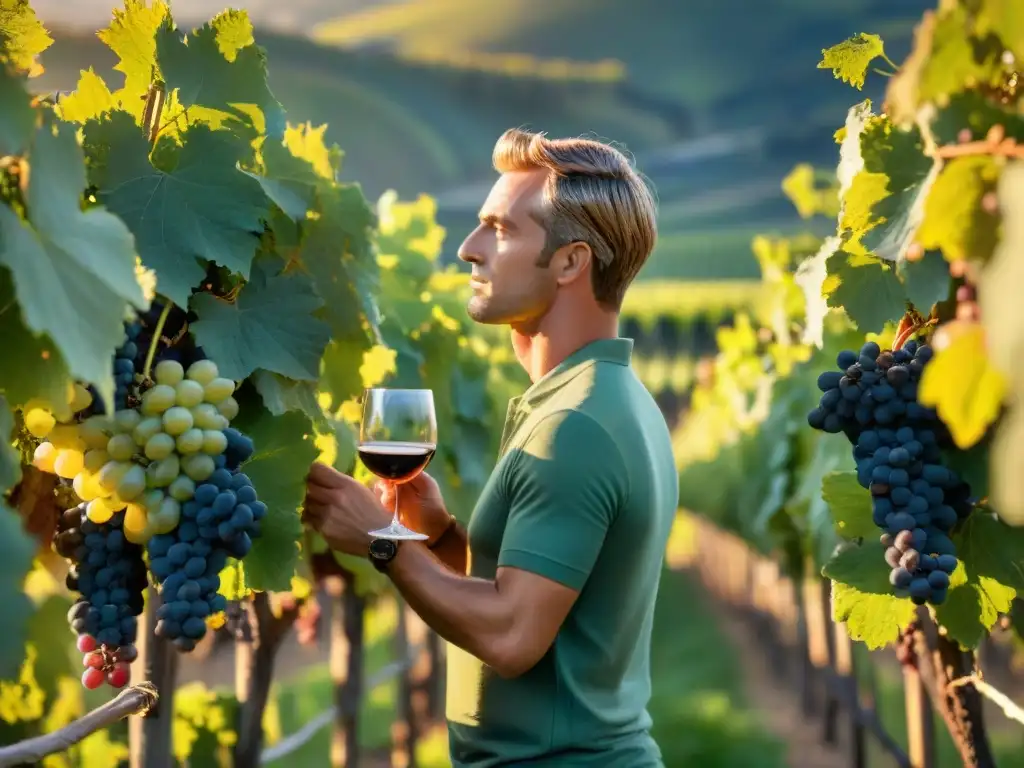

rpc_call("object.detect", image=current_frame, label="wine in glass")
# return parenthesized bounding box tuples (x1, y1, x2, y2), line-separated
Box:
(359, 388, 437, 541)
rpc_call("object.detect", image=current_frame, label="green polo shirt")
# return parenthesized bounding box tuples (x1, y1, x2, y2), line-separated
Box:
(446, 337, 678, 767)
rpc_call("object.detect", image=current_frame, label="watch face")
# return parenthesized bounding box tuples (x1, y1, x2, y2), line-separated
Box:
(369, 538, 398, 560)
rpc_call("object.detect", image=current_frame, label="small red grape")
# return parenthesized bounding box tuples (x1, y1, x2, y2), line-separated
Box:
(107, 662, 130, 689)
(83, 652, 105, 670)
(82, 667, 105, 690)
(77, 634, 97, 653)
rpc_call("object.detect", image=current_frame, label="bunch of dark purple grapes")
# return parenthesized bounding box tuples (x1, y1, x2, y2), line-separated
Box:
(808, 339, 974, 606)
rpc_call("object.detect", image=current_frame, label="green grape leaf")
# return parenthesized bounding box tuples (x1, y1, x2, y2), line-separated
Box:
(919, 324, 1006, 450)
(282, 122, 342, 179)
(817, 33, 887, 90)
(897, 249, 951, 314)
(190, 256, 331, 381)
(848, 118, 939, 263)
(0, 269, 71, 411)
(980, 161, 1024, 524)
(0, 396, 35, 680)
(155, 9, 286, 140)
(231, 389, 317, 591)
(320, 337, 372, 410)
(0, 0, 52, 73)
(97, 0, 169, 108)
(85, 111, 271, 305)
(0, 64, 32, 155)
(56, 68, 116, 123)
(0, 117, 144, 405)
(251, 370, 329, 430)
(934, 513, 1021, 648)
(821, 471, 875, 540)
(242, 129, 330, 221)
(825, 250, 906, 333)
(918, 5, 1006, 105)
(917, 157, 1000, 263)
(298, 182, 379, 339)
(976, 0, 1024, 62)
(823, 539, 916, 648)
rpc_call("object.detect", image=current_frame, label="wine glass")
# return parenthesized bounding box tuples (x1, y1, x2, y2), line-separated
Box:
(359, 388, 437, 541)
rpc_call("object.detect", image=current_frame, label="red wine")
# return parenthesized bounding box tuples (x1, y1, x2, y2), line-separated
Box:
(358, 442, 435, 483)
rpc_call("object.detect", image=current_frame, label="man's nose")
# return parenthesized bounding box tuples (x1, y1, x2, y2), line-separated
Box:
(457, 232, 483, 265)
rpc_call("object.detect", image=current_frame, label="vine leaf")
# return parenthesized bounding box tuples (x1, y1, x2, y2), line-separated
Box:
(0, 270, 71, 411)
(190, 256, 331, 382)
(934, 513, 1021, 649)
(0, 0, 52, 73)
(0, 64, 32, 155)
(155, 9, 286, 140)
(0, 396, 37, 680)
(231, 389, 316, 591)
(821, 471, 875, 540)
(980, 161, 1024, 524)
(251, 370, 328, 430)
(56, 68, 116, 123)
(96, 0, 169, 109)
(825, 251, 906, 334)
(919, 324, 1006, 449)
(299, 183, 379, 340)
(0, 117, 145, 407)
(817, 32, 888, 90)
(975, 0, 1024, 62)
(897, 249, 950, 313)
(916, 157, 1001, 263)
(823, 539, 916, 649)
(84, 111, 271, 305)
(243, 124, 336, 221)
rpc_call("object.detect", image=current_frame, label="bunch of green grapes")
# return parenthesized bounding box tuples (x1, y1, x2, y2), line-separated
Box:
(31, 359, 239, 546)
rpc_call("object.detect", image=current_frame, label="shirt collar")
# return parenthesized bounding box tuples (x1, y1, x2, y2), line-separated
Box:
(521, 337, 634, 408)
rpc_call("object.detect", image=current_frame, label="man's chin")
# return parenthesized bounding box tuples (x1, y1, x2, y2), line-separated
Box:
(466, 298, 503, 325)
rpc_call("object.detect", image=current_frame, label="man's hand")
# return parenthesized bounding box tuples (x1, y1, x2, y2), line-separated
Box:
(303, 463, 393, 556)
(374, 472, 452, 545)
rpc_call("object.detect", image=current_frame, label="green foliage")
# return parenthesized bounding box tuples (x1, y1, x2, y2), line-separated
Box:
(676, 1, 1024, 661)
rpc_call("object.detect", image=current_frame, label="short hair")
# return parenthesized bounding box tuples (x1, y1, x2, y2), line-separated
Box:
(492, 128, 658, 310)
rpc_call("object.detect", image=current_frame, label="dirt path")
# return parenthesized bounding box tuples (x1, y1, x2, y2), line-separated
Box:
(707, 597, 848, 768)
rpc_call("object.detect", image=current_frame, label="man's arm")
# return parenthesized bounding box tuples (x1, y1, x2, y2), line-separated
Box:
(426, 519, 468, 575)
(383, 409, 627, 678)
(386, 543, 577, 678)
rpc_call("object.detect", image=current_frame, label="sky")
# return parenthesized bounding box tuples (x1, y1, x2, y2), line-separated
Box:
(30, 0, 382, 34)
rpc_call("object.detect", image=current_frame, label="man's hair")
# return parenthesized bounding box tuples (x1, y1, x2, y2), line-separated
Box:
(492, 128, 658, 310)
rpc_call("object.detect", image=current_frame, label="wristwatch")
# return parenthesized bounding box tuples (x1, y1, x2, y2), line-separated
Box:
(368, 538, 399, 572)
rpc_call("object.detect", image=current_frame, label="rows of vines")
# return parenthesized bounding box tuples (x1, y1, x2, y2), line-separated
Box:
(675, 2, 1024, 765)
(0, 0, 524, 764)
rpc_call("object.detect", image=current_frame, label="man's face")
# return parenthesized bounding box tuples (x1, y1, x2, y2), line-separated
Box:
(457, 170, 559, 326)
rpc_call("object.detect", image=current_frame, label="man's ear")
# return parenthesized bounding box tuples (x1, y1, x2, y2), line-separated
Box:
(552, 241, 592, 287)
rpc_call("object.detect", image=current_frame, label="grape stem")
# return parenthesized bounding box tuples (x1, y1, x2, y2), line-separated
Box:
(142, 302, 173, 382)
(947, 675, 1024, 727)
(935, 124, 1024, 160)
(0, 684, 158, 766)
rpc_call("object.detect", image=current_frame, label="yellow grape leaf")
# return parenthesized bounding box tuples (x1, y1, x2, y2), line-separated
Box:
(919, 323, 1006, 448)
(817, 32, 888, 90)
(359, 343, 397, 388)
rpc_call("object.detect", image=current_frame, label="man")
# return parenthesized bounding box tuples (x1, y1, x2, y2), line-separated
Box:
(304, 128, 678, 767)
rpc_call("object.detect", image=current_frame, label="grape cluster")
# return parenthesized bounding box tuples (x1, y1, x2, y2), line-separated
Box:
(55, 504, 146, 689)
(112, 323, 141, 411)
(808, 339, 973, 606)
(146, 459, 266, 649)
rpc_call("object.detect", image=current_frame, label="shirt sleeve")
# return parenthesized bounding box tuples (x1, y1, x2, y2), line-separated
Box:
(497, 409, 629, 590)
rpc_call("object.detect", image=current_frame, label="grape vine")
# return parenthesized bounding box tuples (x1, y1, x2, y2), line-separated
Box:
(671, 1, 1024, 761)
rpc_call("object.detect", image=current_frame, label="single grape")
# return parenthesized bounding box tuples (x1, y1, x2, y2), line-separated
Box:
(155, 360, 185, 387)
(82, 667, 106, 690)
(186, 360, 219, 386)
(25, 407, 56, 438)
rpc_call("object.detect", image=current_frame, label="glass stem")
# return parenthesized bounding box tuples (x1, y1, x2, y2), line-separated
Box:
(391, 484, 401, 528)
